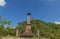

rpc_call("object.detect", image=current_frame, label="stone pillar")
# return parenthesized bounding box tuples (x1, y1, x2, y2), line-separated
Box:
(37, 29, 40, 37)
(26, 13, 31, 32)
(21, 12, 33, 37)
(16, 28, 19, 37)
(27, 13, 30, 24)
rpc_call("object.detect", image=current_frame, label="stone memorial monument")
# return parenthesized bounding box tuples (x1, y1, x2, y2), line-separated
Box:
(21, 12, 33, 37)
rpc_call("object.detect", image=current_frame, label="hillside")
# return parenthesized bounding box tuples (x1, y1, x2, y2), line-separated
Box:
(17, 20, 60, 39)
(0, 17, 60, 39)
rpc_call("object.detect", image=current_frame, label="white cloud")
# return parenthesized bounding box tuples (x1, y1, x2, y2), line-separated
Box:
(54, 22, 60, 24)
(0, 0, 6, 7)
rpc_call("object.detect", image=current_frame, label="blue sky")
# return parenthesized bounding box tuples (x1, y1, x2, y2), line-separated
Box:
(0, 0, 60, 26)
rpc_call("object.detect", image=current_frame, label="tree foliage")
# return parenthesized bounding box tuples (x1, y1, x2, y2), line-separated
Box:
(17, 20, 60, 39)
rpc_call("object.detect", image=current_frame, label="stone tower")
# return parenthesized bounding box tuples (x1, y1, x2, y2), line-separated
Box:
(21, 12, 33, 37)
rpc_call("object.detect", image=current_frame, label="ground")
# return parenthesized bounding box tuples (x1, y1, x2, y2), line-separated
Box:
(0, 35, 49, 39)
(1, 37, 49, 39)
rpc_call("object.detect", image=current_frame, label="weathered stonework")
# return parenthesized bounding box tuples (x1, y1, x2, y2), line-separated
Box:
(21, 13, 33, 37)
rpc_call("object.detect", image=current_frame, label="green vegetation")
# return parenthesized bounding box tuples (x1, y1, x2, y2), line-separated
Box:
(0, 16, 60, 39)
